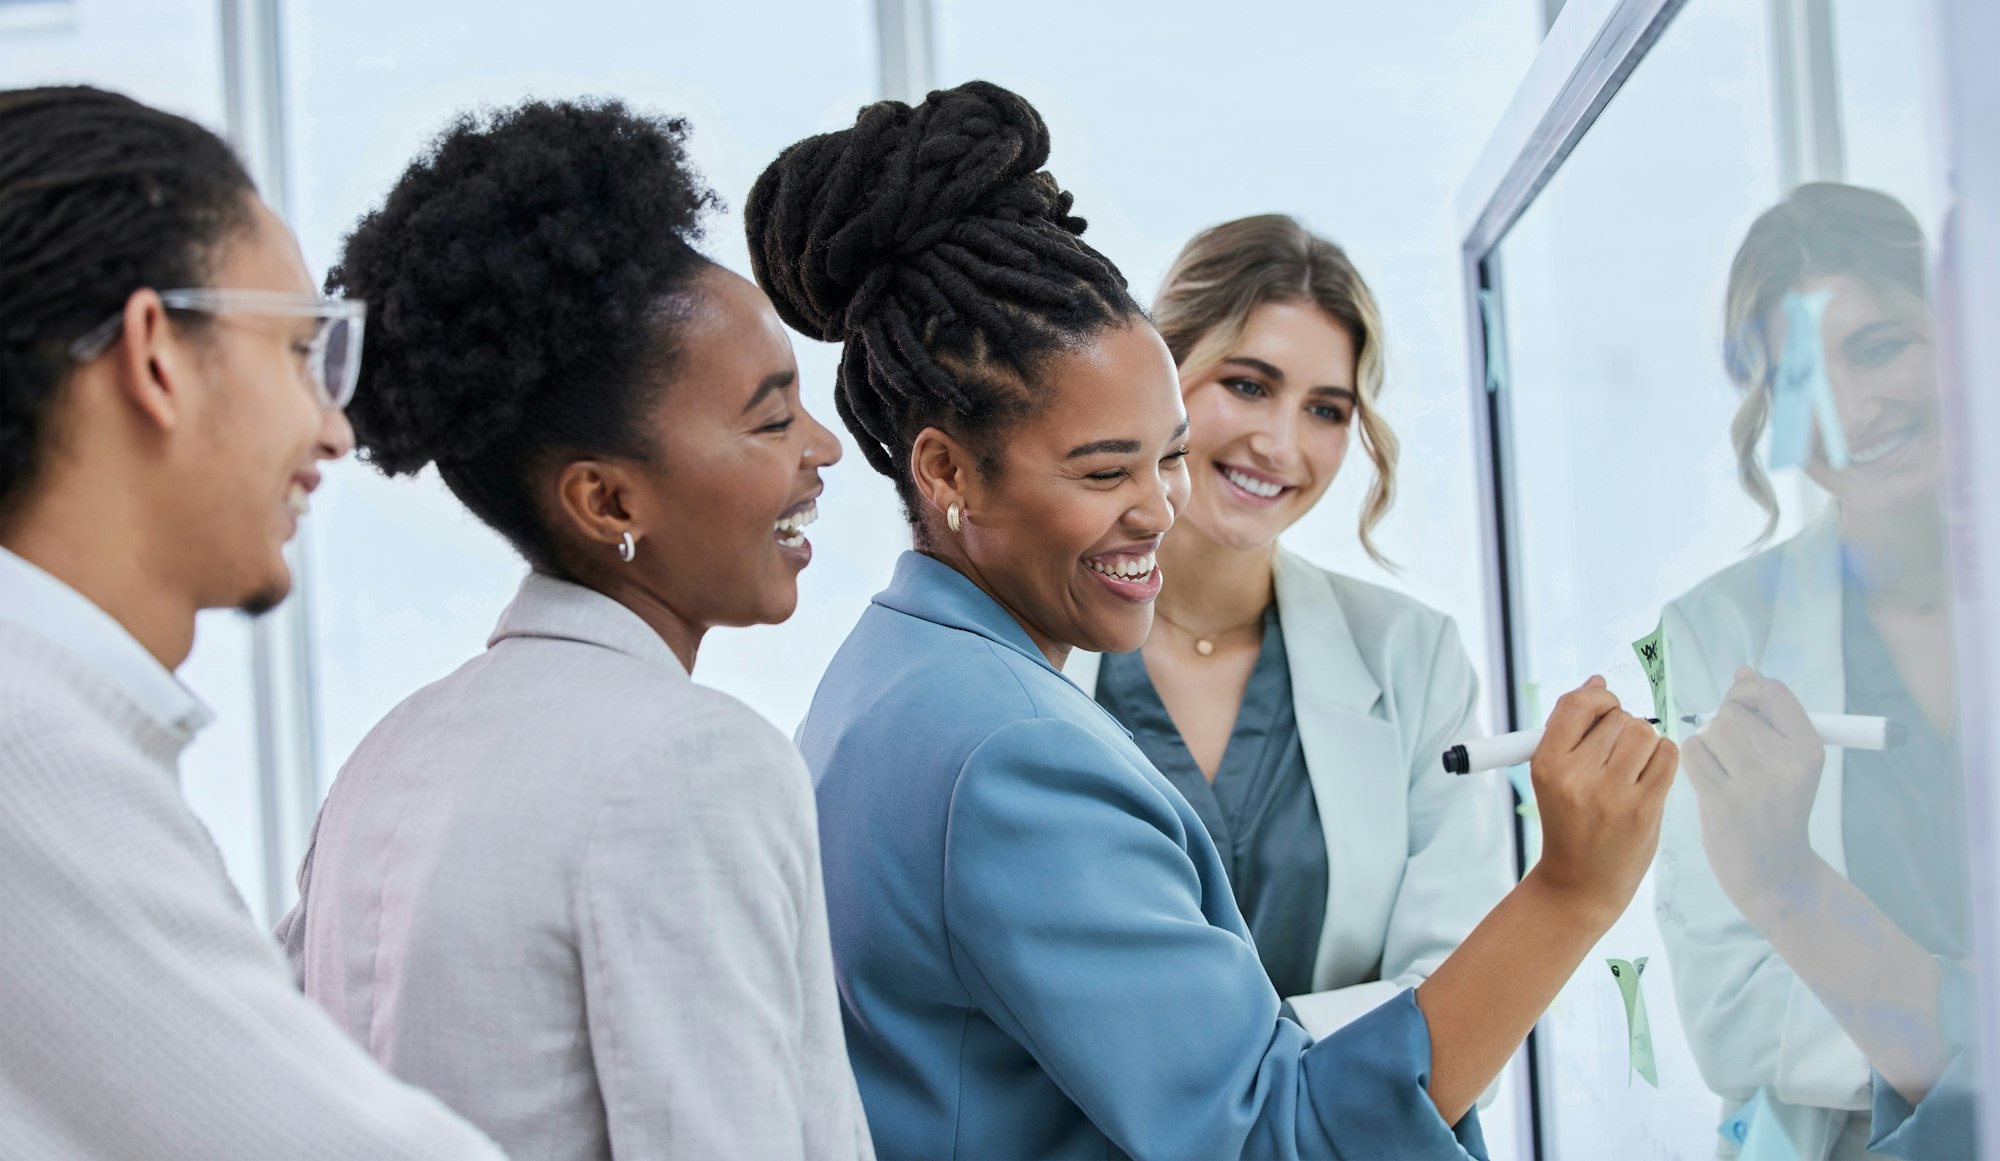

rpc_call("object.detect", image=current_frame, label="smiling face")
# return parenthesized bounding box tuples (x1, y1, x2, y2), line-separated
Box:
(1781, 272, 1940, 514)
(177, 196, 355, 614)
(1176, 299, 1358, 553)
(609, 266, 843, 629)
(929, 320, 1190, 659)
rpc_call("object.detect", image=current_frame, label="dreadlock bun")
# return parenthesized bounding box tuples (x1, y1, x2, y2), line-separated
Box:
(747, 80, 1084, 342)
(745, 80, 1136, 500)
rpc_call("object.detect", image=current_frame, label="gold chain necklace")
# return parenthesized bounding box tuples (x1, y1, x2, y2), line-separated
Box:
(1151, 604, 1265, 657)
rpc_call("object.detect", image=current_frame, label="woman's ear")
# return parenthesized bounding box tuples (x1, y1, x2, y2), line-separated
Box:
(554, 459, 638, 551)
(909, 426, 978, 521)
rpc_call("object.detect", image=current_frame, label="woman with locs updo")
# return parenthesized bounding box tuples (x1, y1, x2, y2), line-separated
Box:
(277, 100, 872, 1161)
(752, 80, 1677, 1161)
(1065, 216, 1512, 1052)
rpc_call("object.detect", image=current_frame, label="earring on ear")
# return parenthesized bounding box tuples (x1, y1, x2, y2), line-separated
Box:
(618, 531, 638, 563)
(946, 503, 962, 534)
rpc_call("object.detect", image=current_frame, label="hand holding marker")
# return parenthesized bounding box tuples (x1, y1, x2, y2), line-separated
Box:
(1443, 711, 1897, 775)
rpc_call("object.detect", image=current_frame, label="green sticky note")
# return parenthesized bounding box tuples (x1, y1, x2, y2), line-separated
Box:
(1632, 621, 1670, 724)
(1607, 957, 1659, 1087)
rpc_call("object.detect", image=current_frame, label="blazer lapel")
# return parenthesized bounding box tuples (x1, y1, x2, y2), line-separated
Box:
(1274, 549, 1403, 989)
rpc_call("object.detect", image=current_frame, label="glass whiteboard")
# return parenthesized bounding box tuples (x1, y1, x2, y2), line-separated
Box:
(1477, 0, 1976, 1157)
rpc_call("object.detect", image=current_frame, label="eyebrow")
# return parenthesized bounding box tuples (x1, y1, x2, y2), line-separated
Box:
(1222, 356, 1285, 381)
(1226, 356, 1355, 400)
(739, 369, 797, 414)
(1841, 321, 1912, 352)
(1065, 420, 1190, 459)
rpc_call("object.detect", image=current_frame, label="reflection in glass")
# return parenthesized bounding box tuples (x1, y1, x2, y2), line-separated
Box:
(1657, 182, 1973, 1160)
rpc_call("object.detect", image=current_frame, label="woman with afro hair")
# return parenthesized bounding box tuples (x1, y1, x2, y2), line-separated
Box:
(761, 80, 1677, 1161)
(277, 98, 872, 1161)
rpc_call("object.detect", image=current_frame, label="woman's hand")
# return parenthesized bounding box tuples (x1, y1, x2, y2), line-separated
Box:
(1527, 676, 1679, 926)
(1415, 676, 1677, 1120)
(1679, 666, 1824, 914)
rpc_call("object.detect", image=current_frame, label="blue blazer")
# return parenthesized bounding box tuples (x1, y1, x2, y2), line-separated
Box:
(799, 552, 1484, 1160)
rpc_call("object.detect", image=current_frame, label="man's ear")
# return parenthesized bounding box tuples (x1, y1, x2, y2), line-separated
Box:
(909, 425, 980, 523)
(111, 289, 190, 434)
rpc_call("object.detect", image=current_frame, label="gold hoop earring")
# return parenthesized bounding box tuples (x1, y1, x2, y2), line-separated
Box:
(946, 503, 962, 534)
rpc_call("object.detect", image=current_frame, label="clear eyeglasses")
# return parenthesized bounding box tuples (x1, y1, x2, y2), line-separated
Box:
(68, 288, 368, 410)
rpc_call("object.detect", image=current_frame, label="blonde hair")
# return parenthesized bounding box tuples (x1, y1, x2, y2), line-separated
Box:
(1152, 214, 1397, 565)
(1722, 182, 1930, 543)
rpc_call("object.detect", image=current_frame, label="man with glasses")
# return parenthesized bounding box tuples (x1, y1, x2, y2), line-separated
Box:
(0, 87, 500, 1158)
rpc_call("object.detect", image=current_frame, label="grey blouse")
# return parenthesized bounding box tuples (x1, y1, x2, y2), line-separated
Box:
(1094, 606, 1328, 999)
(1840, 578, 1968, 959)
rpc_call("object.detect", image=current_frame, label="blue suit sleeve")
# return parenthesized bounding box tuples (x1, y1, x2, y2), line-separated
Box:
(1868, 959, 1979, 1160)
(941, 716, 1484, 1161)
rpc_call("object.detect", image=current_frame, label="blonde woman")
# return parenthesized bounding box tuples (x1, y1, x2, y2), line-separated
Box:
(1656, 183, 1969, 1161)
(1066, 214, 1511, 1042)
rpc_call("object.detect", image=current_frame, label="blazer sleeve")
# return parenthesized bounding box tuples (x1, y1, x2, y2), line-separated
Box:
(273, 808, 323, 992)
(941, 716, 1485, 1161)
(1653, 600, 1870, 1110)
(1867, 959, 1977, 1159)
(576, 706, 822, 1161)
(1287, 615, 1511, 1045)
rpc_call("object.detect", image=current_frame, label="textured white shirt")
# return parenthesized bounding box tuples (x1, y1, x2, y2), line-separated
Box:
(0, 546, 212, 734)
(0, 554, 502, 1160)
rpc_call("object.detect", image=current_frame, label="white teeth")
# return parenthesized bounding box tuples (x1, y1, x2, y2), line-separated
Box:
(1223, 467, 1284, 498)
(774, 501, 820, 535)
(286, 483, 309, 518)
(1087, 552, 1157, 581)
(1848, 425, 1916, 465)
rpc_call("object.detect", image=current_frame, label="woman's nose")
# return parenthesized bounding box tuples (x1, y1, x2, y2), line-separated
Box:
(1132, 472, 1181, 535)
(803, 408, 844, 469)
(1247, 415, 1301, 468)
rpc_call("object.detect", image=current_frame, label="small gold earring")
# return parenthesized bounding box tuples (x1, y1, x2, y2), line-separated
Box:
(946, 502, 962, 534)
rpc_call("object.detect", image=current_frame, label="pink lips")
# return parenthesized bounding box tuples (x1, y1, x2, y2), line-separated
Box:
(1082, 544, 1162, 604)
(1213, 461, 1294, 506)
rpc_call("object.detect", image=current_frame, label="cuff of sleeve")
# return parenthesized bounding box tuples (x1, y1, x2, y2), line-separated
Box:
(1286, 980, 1405, 1040)
(1867, 959, 1979, 1160)
(1869, 1058, 1976, 1160)
(1301, 989, 1487, 1160)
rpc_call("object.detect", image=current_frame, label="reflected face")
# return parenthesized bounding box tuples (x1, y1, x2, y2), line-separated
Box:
(181, 196, 356, 615)
(957, 321, 1190, 655)
(622, 266, 842, 627)
(1783, 273, 1940, 513)
(1177, 301, 1357, 552)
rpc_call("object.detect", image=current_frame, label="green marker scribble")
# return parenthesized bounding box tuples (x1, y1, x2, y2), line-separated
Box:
(1607, 957, 1659, 1088)
(1632, 621, 1670, 726)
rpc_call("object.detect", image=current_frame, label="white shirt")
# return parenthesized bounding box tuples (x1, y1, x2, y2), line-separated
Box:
(0, 545, 213, 737)
(0, 546, 503, 1160)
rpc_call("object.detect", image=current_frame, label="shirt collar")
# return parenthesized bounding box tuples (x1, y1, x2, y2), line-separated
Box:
(0, 546, 214, 735)
(487, 570, 689, 676)
(872, 551, 1065, 680)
